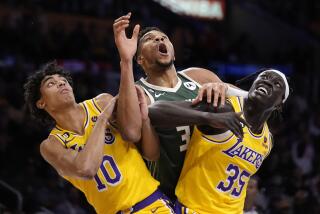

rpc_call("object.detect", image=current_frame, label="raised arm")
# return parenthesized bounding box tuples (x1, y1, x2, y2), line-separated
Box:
(113, 13, 142, 142)
(40, 97, 117, 179)
(149, 100, 248, 139)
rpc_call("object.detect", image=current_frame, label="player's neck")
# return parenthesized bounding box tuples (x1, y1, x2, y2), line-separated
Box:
(52, 103, 85, 135)
(243, 98, 272, 134)
(145, 65, 178, 88)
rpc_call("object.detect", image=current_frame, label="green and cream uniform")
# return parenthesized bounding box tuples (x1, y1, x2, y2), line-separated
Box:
(136, 71, 201, 199)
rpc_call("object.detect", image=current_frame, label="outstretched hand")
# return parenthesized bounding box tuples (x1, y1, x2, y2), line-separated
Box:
(208, 112, 250, 139)
(192, 82, 228, 107)
(113, 12, 140, 62)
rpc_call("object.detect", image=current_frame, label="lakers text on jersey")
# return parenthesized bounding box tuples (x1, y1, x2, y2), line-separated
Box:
(175, 96, 273, 214)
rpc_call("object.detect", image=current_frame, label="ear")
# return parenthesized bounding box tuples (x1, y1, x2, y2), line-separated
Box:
(36, 99, 45, 109)
(274, 104, 283, 112)
(137, 55, 144, 66)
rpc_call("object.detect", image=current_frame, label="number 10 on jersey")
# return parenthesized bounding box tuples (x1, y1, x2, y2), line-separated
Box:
(216, 164, 251, 197)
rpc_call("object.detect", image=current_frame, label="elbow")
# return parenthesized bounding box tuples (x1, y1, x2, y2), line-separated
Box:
(144, 152, 160, 161)
(121, 128, 142, 143)
(77, 164, 100, 179)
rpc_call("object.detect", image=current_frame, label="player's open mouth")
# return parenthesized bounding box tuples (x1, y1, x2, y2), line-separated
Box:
(255, 85, 270, 96)
(158, 43, 168, 55)
(60, 88, 70, 94)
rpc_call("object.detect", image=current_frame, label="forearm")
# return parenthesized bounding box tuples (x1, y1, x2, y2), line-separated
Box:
(149, 101, 210, 128)
(117, 60, 142, 142)
(226, 84, 248, 97)
(140, 118, 160, 161)
(74, 116, 108, 175)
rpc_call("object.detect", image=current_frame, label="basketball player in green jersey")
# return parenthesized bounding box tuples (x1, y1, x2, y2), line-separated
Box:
(114, 13, 248, 200)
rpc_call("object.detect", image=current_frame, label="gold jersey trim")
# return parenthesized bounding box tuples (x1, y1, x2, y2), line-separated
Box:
(236, 96, 267, 139)
(50, 133, 67, 148)
(201, 130, 234, 144)
(92, 98, 102, 113)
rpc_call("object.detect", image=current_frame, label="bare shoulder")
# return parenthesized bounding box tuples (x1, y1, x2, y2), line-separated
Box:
(182, 67, 222, 84)
(94, 93, 114, 110)
(40, 136, 64, 159)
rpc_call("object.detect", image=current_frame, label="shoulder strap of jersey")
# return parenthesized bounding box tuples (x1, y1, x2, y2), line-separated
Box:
(136, 80, 155, 104)
(227, 96, 243, 113)
(49, 128, 69, 148)
(177, 71, 202, 88)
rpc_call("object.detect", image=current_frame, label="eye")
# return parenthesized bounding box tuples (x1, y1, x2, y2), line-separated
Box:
(275, 82, 281, 88)
(145, 37, 152, 41)
(47, 81, 55, 87)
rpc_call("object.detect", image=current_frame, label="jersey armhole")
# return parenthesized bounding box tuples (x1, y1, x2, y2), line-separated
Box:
(140, 86, 155, 104)
(265, 133, 274, 159)
(178, 71, 202, 88)
(92, 97, 102, 113)
(49, 134, 68, 148)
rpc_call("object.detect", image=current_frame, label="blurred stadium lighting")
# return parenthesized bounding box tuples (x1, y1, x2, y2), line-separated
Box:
(152, 0, 225, 20)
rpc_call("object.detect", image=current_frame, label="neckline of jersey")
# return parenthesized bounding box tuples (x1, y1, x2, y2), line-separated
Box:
(55, 102, 89, 136)
(139, 76, 182, 92)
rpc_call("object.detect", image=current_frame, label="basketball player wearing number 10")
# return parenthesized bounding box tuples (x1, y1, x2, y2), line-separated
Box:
(23, 61, 174, 214)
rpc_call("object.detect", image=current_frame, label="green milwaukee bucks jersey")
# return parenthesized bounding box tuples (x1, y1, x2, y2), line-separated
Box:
(136, 71, 201, 200)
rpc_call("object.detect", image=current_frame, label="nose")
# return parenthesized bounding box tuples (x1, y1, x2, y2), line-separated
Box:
(155, 36, 164, 42)
(58, 80, 66, 88)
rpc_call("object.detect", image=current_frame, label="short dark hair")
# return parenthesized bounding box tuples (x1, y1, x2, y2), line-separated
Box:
(24, 61, 73, 126)
(135, 26, 164, 61)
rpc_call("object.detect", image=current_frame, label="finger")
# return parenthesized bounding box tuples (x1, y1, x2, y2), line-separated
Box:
(220, 84, 226, 106)
(206, 86, 213, 103)
(113, 20, 130, 30)
(238, 117, 251, 129)
(213, 87, 220, 107)
(231, 120, 243, 138)
(114, 13, 131, 23)
(233, 118, 244, 137)
(192, 97, 201, 105)
(131, 24, 140, 40)
(227, 121, 241, 139)
(197, 87, 204, 102)
(135, 86, 146, 103)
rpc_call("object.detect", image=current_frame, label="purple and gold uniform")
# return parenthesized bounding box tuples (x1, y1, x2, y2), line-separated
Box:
(50, 98, 174, 214)
(175, 96, 272, 214)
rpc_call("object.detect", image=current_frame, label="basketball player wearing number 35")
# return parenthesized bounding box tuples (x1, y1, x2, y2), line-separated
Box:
(148, 69, 290, 213)
(23, 61, 174, 214)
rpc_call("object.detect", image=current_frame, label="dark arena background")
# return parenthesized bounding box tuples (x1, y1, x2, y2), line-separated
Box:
(1, 0, 320, 213)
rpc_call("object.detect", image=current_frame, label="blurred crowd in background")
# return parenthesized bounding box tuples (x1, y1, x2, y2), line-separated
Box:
(0, 0, 320, 213)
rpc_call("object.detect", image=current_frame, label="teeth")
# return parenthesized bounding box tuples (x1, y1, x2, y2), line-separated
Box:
(257, 87, 268, 95)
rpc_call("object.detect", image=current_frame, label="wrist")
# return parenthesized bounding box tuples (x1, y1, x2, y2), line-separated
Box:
(226, 85, 248, 97)
(142, 117, 151, 126)
(98, 115, 109, 124)
(201, 112, 211, 125)
(120, 59, 133, 66)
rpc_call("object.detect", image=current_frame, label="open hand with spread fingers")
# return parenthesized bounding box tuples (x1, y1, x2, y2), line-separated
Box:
(113, 12, 140, 62)
(207, 111, 250, 139)
(192, 82, 228, 107)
